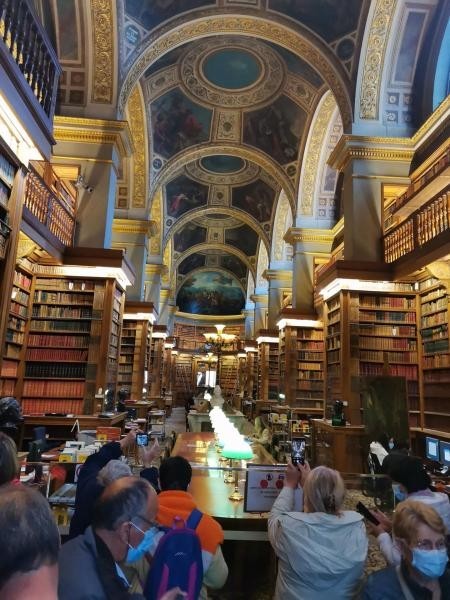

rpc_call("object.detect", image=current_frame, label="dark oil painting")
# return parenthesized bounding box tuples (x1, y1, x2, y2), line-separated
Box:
(125, 0, 214, 31)
(220, 254, 247, 279)
(225, 224, 259, 256)
(173, 223, 207, 253)
(232, 179, 275, 222)
(178, 252, 206, 275)
(177, 270, 245, 315)
(166, 175, 208, 219)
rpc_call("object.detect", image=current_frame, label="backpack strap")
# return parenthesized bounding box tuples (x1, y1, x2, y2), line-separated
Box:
(186, 508, 202, 530)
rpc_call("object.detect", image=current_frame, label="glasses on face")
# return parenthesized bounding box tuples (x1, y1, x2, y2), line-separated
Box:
(415, 539, 447, 552)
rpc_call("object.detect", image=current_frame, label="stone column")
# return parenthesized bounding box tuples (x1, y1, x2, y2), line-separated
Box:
(52, 116, 133, 249)
(263, 269, 292, 328)
(285, 228, 334, 314)
(111, 219, 157, 301)
(327, 136, 412, 262)
(242, 308, 255, 339)
(158, 288, 177, 331)
(144, 263, 166, 308)
(250, 293, 268, 334)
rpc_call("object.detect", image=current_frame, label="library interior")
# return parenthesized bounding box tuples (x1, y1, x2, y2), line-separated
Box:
(0, 1, 450, 599)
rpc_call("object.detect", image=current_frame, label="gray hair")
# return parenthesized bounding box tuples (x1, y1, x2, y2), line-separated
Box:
(92, 477, 153, 531)
(97, 460, 132, 486)
(303, 466, 345, 514)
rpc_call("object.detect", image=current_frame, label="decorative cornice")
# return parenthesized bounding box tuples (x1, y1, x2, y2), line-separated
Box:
(299, 91, 337, 215)
(118, 15, 352, 128)
(412, 95, 450, 146)
(112, 218, 157, 236)
(91, 0, 114, 103)
(359, 0, 396, 120)
(250, 294, 268, 305)
(284, 227, 335, 245)
(127, 85, 147, 208)
(145, 263, 167, 276)
(262, 269, 292, 282)
(53, 116, 134, 158)
(328, 134, 414, 171)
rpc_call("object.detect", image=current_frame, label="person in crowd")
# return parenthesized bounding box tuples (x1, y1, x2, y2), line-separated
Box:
(157, 456, 228, 598)
(60, 476, 163, 599)
(0, 485, 60, 599)
(363, 500, 450, 599)
(268, 463, 368, 599)
(249, 416, 271, 448)
(69, 428, 160, 538)
(369, 454, 450, 565)
(0, 430, 19, 485)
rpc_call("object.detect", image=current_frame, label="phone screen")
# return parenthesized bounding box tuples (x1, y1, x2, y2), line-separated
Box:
(291, 437, 306, 465)
(136, 433, 149, 447)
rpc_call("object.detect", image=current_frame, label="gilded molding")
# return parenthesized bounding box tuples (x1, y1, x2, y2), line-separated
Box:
(262, 269, 292, 282)
(118, 15, 352, 127)
(359, 0, 395, 120)
(284, 227, 334, 245)
(256, 246, 269, 289)
(171, 244, 255, 277)
(127, 86, 147, 208)
(299, 92, 337, 215)
(412, 95, 450, 146)
(91, 0, 114, 103)
(149, 188, 162, 255)
(284, 74, 317, 112)
(145, 263, 167, 276)
(112, 219, 157, 236)
(328, 134, 414, 171)
(185, 158, 259, 186)
(272, 191, 291, 262)
(53, 116, 133, 158)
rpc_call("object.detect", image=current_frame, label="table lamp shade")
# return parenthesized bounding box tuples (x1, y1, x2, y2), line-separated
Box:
(221, 442, 253, 460)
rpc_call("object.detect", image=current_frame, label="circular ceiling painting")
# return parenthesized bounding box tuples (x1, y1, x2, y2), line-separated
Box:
(202, 49, 261, 89)
(200, 155, 245, 173)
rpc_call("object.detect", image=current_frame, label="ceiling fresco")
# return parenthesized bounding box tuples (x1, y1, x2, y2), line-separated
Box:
(176, 270, 246, 316)
(124, 0, 214, 31)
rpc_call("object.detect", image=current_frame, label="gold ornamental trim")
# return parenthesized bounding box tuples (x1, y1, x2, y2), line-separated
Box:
(112, 219, 158, 236)
(284, 227, 335, 245)
(262, 269, 292, 283)
(359, 0, 396, 120)
(118, 15, 352, 128)
(412, 95, 450, 145)
(91, 0, 114, 103)
(127, 85, 147, 208)
(145, 263, 167, 276)
(328, 134, 414, 171)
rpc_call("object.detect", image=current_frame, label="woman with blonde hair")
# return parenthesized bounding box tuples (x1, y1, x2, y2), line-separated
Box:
(363, 499, 450, 599)
(268, 463, 368, 599)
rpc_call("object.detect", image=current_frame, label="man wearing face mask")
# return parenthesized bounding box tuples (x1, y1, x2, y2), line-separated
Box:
(58, 477, 183, 600)
(368, 455, 450, 566)
(363, 500, 450, 599)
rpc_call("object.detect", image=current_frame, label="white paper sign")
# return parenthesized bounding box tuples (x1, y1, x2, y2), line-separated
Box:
(244, 464, 286, 512)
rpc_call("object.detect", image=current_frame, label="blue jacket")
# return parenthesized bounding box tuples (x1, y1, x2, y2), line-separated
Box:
(362, 562, 450, 599)
(69, 441, 159, 539)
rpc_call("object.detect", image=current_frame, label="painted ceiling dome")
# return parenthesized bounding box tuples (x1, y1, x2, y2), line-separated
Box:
(202, 49, 262, 89)
(200, 155, 245, 173)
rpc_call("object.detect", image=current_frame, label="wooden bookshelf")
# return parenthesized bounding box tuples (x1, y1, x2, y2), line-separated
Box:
(419, 277, 450, 432)
(0, 147, 14, 260)
(149, 325, 166, 397)
(219, 353, 238, 398)
(118, 302, 155, 400)
(278, 317, 325, 416)
(256, 330, 279, 402)
(324, 286, 419, 425)
(0, 262, 33, 396)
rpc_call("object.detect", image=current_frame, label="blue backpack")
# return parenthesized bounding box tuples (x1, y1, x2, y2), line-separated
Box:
(145, 508, 204, 600)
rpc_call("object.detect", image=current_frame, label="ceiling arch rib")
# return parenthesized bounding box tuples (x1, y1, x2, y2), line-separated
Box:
(171, 243, 256, 279)
(174, 265, 247, 296)
(118, 14, 353, 129)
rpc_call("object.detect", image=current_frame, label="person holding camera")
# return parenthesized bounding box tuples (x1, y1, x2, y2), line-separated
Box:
(268, 462, 368, 600)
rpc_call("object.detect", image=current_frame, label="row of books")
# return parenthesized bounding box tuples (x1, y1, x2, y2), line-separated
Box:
(0, 379, 15, 395)
(423, 339, 449, 354)
(27, 334, 90, 347)
(0, 181, 9, 208)
(421, 296, 448, 315)
(295, 331, 323, 340)
(35, 279, 95, 291)
(4, 344, 20, 359)
(296, 341, 323, 350)
(12, 287, 30, 305)
(358, 350, 418, 363)
(421, 287, 447, 303)
(22, 399, 84, 415)
(358, 336, 417, 350)
(13, 270, 32, 289)
(296, 351, 323, 361)
(0, 153, 14, 186)
(424, 371, 450, 382)
(359, 296, 416, 309)
(25, 363, 87, 378)
(359, 311, 416, 323)
(298, 381, 323, 390)
(357, 324, 417, 337)
(1, 360, 18, 377)
(298, 369, 324, 379)
(5, 329, 25, 344)
(26, 348, 89, 361)
(359, 363, 418, 380)
(22, 380, 85, 396)
(33, 290, 93, 304)
(31, 306, 93, 319)
(10, 302, 27, 318)
(30, 320, 91, 332)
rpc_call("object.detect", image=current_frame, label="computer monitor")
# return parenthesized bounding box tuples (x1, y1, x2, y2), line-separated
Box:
(439, 441, 450, 467)
(425, 436, 440, 461)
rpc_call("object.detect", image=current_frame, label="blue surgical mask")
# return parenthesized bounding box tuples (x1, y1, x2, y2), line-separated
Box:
(392, 484, 407, 502)
(126, 523, 157, 564)
(412, 548, 448, 579)
(388, 442, 395, 450)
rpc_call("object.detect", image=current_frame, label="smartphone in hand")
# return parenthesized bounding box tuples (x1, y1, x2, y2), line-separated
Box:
(136, 433, 149, 447)
(356, 501, 379, 525)
(291, 437, 306, 466)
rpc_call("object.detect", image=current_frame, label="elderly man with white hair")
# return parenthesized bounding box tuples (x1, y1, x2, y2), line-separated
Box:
(69, 429, 160, 539)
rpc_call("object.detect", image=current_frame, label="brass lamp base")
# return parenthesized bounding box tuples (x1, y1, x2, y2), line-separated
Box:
(229, 486, 244, 501)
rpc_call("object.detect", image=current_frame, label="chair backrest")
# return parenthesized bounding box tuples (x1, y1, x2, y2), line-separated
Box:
(33, 426, 46, 441)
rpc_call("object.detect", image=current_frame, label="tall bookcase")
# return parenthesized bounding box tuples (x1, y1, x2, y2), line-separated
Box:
(0, 145, 14, 260)
(118, 302, 155, 400)
(278, 317, 325, 416)
(0, 262, 33, 396)
(256, 330, 279, 401)
(324, 286, 418, 425)
(149, 325, 166, 397)
(419, 277, 450, 431)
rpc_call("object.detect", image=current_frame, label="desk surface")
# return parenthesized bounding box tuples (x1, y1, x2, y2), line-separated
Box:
(172, 432, 276, 524)
(23, 413, 127, 427)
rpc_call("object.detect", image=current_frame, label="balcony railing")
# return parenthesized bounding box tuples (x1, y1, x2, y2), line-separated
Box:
(0, 0, 60, 119)
(24, 166, 75, 247)
(383, 187, 450, 263)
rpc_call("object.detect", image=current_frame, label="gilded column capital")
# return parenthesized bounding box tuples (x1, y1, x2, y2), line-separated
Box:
(262, 269, 292, 283)
(285, 227, 334, 246)
(112, 218, 157, 236)
(327, 134, 414, 171)
(250, 294, 268, 306)
(145, 263, 167, 277)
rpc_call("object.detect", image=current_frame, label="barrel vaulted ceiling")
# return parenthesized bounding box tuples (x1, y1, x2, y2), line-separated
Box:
(43, 0, 447, 316)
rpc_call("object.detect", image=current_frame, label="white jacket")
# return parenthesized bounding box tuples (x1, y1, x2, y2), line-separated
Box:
(378, 489, 450, 566)
(268, 487, 368, 600)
